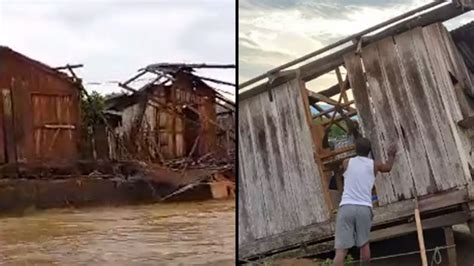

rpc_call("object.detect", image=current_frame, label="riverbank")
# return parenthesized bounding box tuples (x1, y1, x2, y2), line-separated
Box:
(0, 177, 235, 215)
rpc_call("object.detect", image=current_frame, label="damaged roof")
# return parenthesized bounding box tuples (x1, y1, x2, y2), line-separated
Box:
(106, 62, 235, 112)
(105, 70, 218, 112)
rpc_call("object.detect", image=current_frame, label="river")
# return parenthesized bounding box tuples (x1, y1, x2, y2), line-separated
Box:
(0, 200, 235, 265)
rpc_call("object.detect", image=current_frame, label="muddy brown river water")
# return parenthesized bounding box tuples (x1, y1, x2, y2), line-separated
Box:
(0, 200, 235, 265)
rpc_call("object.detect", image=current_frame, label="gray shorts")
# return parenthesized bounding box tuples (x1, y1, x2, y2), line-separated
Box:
(334, 204, 373, 249)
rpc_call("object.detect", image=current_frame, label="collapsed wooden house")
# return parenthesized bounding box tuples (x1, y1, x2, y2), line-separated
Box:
(103, 63, 236, 164)
(239, 1, 474, 263)
(0, 46, 81, 167)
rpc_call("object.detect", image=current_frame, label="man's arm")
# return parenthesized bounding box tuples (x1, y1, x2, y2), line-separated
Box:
(374, 144, 397, 175)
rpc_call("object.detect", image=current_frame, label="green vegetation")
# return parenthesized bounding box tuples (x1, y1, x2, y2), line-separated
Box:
(313, 116, 348, 139)
(81, 90, 106, 128)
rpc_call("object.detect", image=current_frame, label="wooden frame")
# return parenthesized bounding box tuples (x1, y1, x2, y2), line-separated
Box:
(238, 1, 474, 262)
(240, 188, 470, 260)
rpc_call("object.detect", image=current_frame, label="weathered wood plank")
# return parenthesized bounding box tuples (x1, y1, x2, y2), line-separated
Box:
(280, 83, 312, 228)
(394, 30, 447, 194)
(373, 189, 467, 225)
(422, 24, 473, 185)
(440, 23, 474, 98)
(257, 91, 288, 234)
(280, 81, 326, 227)
(423, 24, 464, 122)
(411, 26, 469, 188)
(377, 36, 434, 199)
(403, 28, 468, 189)
(1, 89, 16, 164)
(290, 79, 329, 224)
(0, 89, 5, 163)
(238, 100, 269, 240)
(443, 226, 457, 266)
(239, 188, 468, 260)
(269, 83, 302, 233)
(239, 78, 330, 249)
(264, 211, 469, 261)
(344, 52, 397, 205)
(247, 95, 281, 236)
(11, 80, 33, 163)
(238, 143, 254, 247)
(440, 26, 474, 128)
(436, 24, 474, 181)
(363, 40, 414, 200)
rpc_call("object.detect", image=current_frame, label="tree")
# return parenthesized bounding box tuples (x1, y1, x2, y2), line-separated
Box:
(81, 90, 106, 129)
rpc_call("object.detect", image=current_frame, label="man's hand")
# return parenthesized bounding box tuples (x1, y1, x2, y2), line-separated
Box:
(375, 144, 397, 175)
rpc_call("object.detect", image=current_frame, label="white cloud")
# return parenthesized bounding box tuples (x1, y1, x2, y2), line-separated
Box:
(0, 0, 236, 97)
(239, 0, 473, 90)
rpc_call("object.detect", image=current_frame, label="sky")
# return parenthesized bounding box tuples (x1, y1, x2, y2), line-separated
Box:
(239, 0, 474, 94)
(0, 0, 236, 100)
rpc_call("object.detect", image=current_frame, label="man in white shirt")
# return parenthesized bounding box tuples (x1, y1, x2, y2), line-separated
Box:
(333, 138, 397, 266)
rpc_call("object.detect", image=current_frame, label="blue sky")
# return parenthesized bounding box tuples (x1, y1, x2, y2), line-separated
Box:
(239, 0, 474, 93)
(0, 0, 236, 100)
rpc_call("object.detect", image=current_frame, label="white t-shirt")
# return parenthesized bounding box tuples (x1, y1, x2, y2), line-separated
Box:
(339, 156, 375, 208)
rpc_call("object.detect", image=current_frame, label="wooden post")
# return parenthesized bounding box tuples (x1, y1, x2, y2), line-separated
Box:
(443, 226, 457, 266)
(468, 219, 474, 236)
(467, 185, 474, 236)
(414, 199, 428, 266)
(2, 89, 16, 164)
(335, 67, 349, 104)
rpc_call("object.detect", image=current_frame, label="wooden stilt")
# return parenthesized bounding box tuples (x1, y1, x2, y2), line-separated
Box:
(468, 219, 474, 236)
(443, 226, 457, 266)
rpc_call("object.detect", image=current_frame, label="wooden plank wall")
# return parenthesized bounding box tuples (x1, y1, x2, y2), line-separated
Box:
(0, 50, 82, 165)
(238, 78, 329, 248)
(344, 23, 472, 206)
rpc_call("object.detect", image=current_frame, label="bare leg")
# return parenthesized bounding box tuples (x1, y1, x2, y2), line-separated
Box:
(360, 243, 371, 263)
(333, 249, 348, 266)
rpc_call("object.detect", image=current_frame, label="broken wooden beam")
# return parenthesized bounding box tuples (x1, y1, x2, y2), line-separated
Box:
(119, 70, 147, 87)
(313, 100, 355, 119)
(44, 124, 76, 130)
(312, 104, 347, 132)
(321, 110, 358, 125)
(194, 74, 235, 87)
(54, 64, 84, 70)
(307, 90, 356, 113)
(318, 76, 352, 98)
(146, 63, 235, 71)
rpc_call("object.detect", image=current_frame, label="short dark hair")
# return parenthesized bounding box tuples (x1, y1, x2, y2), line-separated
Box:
(355, 137, 372, 157)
